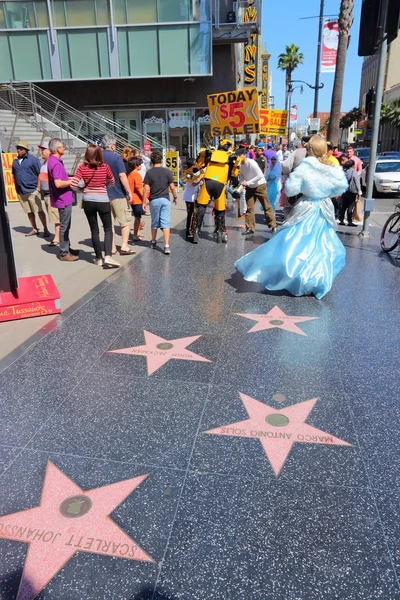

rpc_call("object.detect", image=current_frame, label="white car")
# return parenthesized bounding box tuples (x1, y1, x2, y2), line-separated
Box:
(361, 159, 400, 196)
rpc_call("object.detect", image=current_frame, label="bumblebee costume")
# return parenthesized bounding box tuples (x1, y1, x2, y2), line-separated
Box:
(182, 140, 242, 244)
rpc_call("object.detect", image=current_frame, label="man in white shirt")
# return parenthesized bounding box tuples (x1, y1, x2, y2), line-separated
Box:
(237, 149, 277, 236)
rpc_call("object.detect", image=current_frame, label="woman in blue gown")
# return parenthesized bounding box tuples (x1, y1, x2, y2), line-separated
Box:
(235, 136, 348, 299)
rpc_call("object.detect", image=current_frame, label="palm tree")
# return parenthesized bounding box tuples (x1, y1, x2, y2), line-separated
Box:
(277, 44, 304, 111)
(327, 0, 354, 145)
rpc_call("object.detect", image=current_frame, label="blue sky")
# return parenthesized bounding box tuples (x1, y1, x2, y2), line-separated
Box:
(262, 0, 364, 123)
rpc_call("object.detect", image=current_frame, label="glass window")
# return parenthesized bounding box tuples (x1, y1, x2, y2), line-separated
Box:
(0, 5, 6, 28)
(3, 2, 35, 28)
(158, 0, 189, 22)
(8, 31, 49, 79)
(65, 0, 96, 26)
(52, 1, 66, 26)
(35, 1, 50, 27)
(95, 0, 110, 25)
(189, 23, 211, 74)
(159, 26, 188, 75)
(127, 0, 157, 24)
(126, 27, 158, 76)
(113, 0, 127, 24)
(0, 34, 13, 79)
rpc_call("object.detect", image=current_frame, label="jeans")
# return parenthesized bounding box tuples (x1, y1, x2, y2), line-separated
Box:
(185, 201, 194, 237)
(83, 201, 112, 258)
(59, 204, 73, 256)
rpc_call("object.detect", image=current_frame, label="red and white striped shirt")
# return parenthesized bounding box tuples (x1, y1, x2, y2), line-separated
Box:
(72, 163, 115, 198)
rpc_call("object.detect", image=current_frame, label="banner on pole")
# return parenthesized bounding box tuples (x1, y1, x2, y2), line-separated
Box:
(290, 105, 298, 126)
(321, 18, 339, 73)
(260, 53, 269, 110)
(207, 88, 259, 137)
(259, 109, 288, 136)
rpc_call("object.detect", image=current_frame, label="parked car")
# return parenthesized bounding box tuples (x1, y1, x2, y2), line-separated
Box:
(361, 159, 400, 196)
(354, 147, 370, 168)
(378, 151, 400, 159)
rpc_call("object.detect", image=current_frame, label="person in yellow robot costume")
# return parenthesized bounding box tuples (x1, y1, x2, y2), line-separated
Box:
(189, 139, 241, 244)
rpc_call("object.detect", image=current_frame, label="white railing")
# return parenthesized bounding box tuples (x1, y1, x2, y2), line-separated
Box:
(2, 82, 162, 152)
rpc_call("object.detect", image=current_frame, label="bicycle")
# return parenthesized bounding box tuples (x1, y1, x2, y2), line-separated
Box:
(381, 201, 400, 253)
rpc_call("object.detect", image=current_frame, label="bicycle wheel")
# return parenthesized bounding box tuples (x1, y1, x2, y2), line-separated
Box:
(381, 212, 400, 252)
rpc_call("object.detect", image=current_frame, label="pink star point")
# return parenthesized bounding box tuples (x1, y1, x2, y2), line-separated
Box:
(236, 306, 319, 336)
(0, 461, 154, 600)
(108, 330, 211, 375)
(204, 393, 351, 477)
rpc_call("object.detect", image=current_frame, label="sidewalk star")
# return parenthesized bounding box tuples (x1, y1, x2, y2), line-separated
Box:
(204, 393, 351, 476)
(236, 306, 319, 336)
(108, 330, 212, 375)
(0, 462, 154, 600)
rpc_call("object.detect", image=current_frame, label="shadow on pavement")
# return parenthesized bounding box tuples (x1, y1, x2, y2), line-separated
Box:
(39, 243, 95, 264)
(130, 585, 179, 600)
(225, 270, 289, 296)
(0, 568, 35, 600)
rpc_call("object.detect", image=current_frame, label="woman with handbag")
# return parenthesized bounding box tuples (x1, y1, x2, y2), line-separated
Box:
(71, 145, 120, 267)
(338, 159, 362, 227)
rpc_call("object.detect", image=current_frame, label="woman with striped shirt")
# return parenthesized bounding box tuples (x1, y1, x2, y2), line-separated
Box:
(72, 145, 120, 268)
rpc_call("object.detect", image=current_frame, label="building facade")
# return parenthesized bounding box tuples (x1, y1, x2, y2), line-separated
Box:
(0, 0, 260, 156)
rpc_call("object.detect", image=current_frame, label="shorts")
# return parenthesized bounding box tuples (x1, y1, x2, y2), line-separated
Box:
(110, 197, 132, 227)
(18, 191, 43, 214)
(43, 194, 60, 224)
(150, 197, 171, 230)
(131, 204, 143, 219)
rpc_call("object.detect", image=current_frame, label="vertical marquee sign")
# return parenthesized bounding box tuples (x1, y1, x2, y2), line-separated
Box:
(260, 53, 269, 109)
(243, 1, 258, 87)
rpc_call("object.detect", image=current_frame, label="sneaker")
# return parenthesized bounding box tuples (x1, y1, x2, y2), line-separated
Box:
(271, 227, 277, 234)
(103, 256, 120, 268)
(59, 253, 79, 262)
(242, 228, 254, 236)
(94, 258, 103, 266)
(69, 248, 80, 256)
(151, 240, 157, 249)
(338, 221, 346, 226)
(347, 222, 358, 227)
(164, 245, 171, 255)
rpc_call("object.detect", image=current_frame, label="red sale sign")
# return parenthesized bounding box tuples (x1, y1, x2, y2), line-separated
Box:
(321, 19, 339, 73)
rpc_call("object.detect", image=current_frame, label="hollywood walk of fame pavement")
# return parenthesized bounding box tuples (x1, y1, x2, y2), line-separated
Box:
(0, 209, 400, 599)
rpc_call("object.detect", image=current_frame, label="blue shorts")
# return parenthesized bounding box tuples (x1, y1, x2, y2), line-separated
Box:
(131, 204, 143, 219)
(150, 197, 171, 229)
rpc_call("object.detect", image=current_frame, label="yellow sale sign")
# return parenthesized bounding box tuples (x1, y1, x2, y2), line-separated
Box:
(2, 152, 18, 202)
(259, 109, 288, 135)
(165, 151, 179, 188)
(207, 88, 259, 137)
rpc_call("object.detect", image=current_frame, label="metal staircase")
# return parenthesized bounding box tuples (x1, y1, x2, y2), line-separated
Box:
(0, 82, 162, 174)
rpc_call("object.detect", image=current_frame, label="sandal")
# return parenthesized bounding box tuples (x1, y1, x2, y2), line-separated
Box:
(49, 241, 59, 247)
(25, 229, 39, 237)
(119, 248, 136, 255)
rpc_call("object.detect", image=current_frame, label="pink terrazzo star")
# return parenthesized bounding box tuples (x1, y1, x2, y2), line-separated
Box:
(204, 393, 351, 476)
(236, 305, 319, 336)
(108, 330, 212, 375)
(0, 462, 154, 600)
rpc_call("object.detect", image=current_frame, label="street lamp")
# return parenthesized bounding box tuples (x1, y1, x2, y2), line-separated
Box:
(288, 80, 324, 137)
(287, 84, 303, 143)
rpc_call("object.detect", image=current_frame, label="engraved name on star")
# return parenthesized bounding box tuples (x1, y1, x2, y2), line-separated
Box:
(108, 330, 212, 375)
(204, 393, 351, 476)
(0, 462, 154, 600)
(236, 306, 319, 336)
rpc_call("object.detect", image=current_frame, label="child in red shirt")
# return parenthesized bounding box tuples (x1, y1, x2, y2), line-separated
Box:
(127, 157, 144, 241)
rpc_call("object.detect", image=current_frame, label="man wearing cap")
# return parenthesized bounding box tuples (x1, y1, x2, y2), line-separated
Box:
(12, 140, 50, 237)
(38, 142, 60, 246)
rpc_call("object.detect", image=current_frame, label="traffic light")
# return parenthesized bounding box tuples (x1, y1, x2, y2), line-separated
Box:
(358, 0, 400, 56)
(365, 87, 376, 120)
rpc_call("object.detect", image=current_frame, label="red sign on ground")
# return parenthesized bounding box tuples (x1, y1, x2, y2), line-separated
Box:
(0, 274, 61, 322)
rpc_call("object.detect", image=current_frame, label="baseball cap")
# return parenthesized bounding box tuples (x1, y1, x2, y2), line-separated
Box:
(16, 140, 30, 151)
(257, 142, 265, 148)
(38, 141, 49, 150)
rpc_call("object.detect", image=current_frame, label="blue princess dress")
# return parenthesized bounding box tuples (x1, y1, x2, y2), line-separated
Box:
(235, 156, 348, 299)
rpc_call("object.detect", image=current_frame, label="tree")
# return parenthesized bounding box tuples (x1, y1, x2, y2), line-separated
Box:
(327, 1, 354, 145)
(277, 44, 304, 112)
(381, 101, 400, 128)
(340, 107, 362, 130)
(319, 118, 330, 134)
